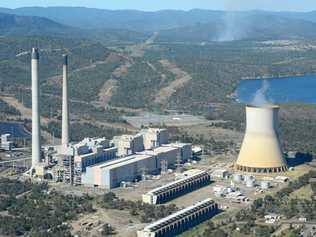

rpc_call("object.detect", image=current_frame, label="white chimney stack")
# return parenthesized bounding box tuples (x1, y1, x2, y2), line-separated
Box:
(31, 48, 41, 168)
(61, 54, 69, 146)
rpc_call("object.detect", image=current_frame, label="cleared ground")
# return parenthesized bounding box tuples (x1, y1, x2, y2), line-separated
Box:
(123, 112, 210, 128)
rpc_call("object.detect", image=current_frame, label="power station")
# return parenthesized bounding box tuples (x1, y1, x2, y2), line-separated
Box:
(236, 105, 288, 173)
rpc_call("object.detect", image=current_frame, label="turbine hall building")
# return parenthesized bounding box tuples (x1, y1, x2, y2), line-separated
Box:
(142, 170, 210, 204)
(82, 153, 156, 188)
(137, 198, 218, 237)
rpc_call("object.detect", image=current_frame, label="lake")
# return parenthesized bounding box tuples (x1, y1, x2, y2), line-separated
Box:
(236, 75, 316, 105)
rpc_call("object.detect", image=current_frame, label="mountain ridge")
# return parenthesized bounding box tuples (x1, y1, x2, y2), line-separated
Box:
(1, 7, 316, 33)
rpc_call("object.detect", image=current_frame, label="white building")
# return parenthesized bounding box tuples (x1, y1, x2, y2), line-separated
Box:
(138, 146, 179, 169)
(162, 142, 192, 162)
(112, 134, 144, 157)
(142, 170, 210, 204)
(212, 169, 229, 179)
(82, 154, 156, 189)
(0, 134, 13, 151)
(140, 128, 168, 150)
(137, 199, 218, 237)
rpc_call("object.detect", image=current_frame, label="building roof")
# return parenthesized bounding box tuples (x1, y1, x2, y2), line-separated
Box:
(138, 146, 178, 155)
(86, 153, 153, 170)
(162, 143, 191, 148)
(144, 198, 215, 231)
(77, 147, 117, 159)
(146, 170, 208, 195)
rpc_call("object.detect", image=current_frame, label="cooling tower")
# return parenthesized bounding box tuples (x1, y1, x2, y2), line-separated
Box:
(236, 105, 288, 173)
(31, 48, 42, 168)
(61, 54, 69, 146)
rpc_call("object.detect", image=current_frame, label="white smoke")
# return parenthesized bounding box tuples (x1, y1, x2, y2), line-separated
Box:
(251, 80, 272, 106)
(216, 0, 247, 42)
(217, 12, 244, 42)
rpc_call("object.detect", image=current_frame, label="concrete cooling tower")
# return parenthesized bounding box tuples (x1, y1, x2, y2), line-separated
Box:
(236, 105, 288, 173)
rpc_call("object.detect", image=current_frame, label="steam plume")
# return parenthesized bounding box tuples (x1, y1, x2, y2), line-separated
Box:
(251, 80, 272, 106)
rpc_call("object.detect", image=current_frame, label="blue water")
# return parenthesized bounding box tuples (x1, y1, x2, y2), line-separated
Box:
(236, 75, 316, 105)
(0, 122, 30, 138)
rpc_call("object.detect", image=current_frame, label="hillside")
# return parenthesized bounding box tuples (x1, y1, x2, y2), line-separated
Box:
(0, 12, 71, 37)
(157, 14, 316, 42)
(0, 8, 316, 155)
(0, 7, 224, 32)
(2, 7, 316, 34)
(0, 12, 147, 45)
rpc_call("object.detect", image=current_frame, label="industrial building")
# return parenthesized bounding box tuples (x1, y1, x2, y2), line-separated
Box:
(137, 198, 218, 237)
(236, 105, 288, 173)
(162, 143, 192, 162)
(81, 142, 193, 189)
(112, 134, 144, 157)
(0, 134, 13, 151)
(140, 128, 169, 150)
(51, 137, 117, 184)
(142, 170, 210, 204)
(82, 153, 156, 188)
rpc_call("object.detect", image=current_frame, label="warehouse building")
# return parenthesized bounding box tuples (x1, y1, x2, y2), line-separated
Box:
(82, 154, 155, 188)
(142, 170, 211, 204)
(137, 198, 218, 237)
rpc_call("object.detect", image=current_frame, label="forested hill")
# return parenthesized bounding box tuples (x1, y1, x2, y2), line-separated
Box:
(0, 7, 224, 31)
(157, 14, 316, 42)
(0, 12, 147, 45)
(2, 7, 316, 34)
(0, 12, 71, 37)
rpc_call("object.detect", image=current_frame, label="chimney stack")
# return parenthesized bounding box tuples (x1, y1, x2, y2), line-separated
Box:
(31, 48, 41, 168)
(61, 54, 69, 146)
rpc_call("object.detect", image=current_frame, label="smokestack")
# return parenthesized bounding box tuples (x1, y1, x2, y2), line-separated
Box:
(61, 54, 69, 146)
(31, 48, 41, 168)
(236, 105, 288, 173)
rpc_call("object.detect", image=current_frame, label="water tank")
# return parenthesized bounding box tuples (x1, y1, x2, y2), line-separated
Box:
(244, 175, 254, 182)
(233, 174, 242, 183)
(246, 179, 255, 188)
(261, 181, 270, 190)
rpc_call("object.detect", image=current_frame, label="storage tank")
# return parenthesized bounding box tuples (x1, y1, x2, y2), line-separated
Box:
(236, 105, 288, 173)
(246, 179, 255, 188)
(244, 175, 254, 182)
(233, 174, 242, 183)
(261, 181, 270, 190)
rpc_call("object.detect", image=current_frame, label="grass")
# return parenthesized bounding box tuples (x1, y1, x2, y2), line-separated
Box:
(289, 184, 313, 200)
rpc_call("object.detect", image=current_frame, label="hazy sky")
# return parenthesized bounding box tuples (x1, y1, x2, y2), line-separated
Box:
(1, 0, 316, 12)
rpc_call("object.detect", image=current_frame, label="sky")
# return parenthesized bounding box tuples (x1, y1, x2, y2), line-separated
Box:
(1, 0, 316, 12)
